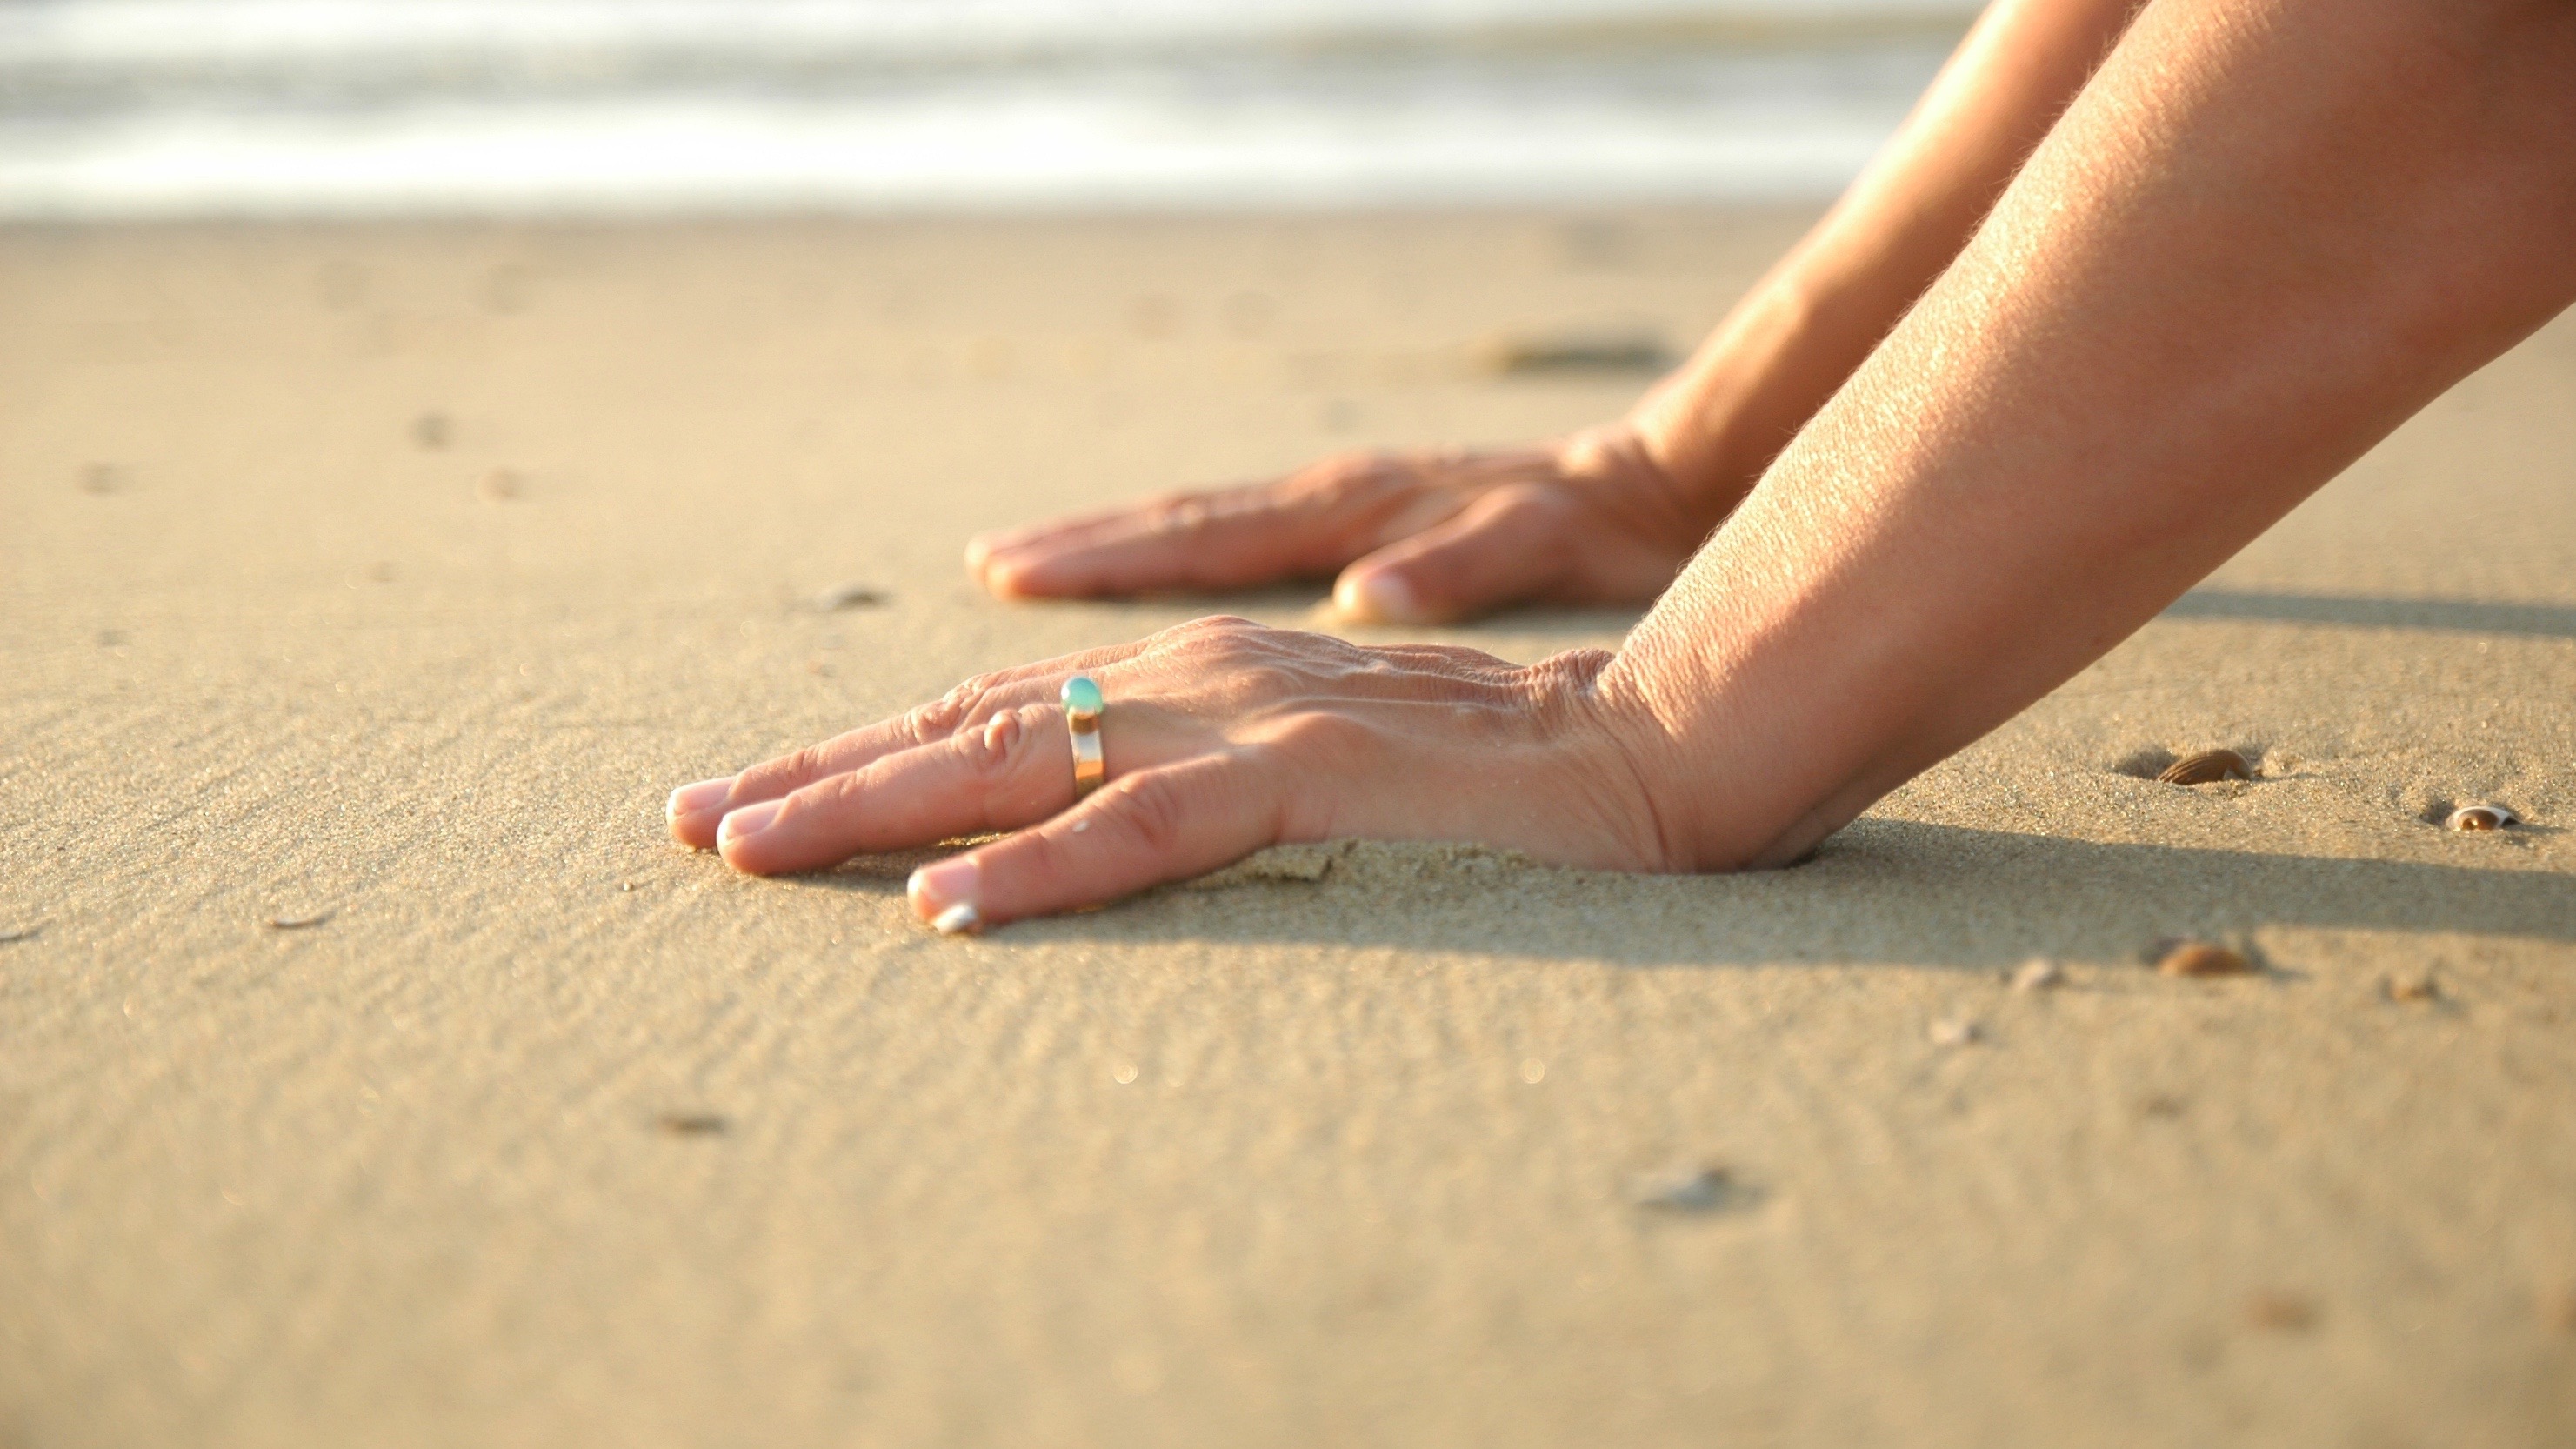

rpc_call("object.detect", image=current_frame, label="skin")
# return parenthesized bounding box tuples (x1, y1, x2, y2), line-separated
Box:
(965, 0, 2147, 624)
(671, 0, 2576, 930)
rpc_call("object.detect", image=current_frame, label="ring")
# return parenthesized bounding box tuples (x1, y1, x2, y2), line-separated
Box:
(1061, 675, 1105, 799)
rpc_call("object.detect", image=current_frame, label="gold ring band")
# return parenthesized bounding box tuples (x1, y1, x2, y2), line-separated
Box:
(1062, 675, 1105, 798)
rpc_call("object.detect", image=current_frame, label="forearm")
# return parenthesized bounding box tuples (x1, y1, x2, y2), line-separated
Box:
(1629, 0, 2144, 517)
(1605, 0, 2576, 871)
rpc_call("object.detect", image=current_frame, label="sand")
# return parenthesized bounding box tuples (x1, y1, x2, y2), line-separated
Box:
(3, 210, 2572, 1447)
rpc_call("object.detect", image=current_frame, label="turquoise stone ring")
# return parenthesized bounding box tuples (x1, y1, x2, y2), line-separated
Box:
(1061, 676, 1106, 798)
(1060, 675, 1104, 720)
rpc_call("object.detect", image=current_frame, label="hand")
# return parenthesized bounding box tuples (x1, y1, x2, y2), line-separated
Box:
(964, 424, 1713, 624)
(665, 617, 1671, 930)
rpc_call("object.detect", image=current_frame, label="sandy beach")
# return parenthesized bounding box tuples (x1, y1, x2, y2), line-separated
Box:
(3, 209, 2572, 1446)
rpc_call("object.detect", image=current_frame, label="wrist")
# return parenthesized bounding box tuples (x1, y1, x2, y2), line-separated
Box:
(1562, 645, 1730, 876)
(1585, 664, 1688, 875)
(1552, 421, 1731, 547)
(1586, 624, 1860, 876)
(1619, 275, 1835, 522)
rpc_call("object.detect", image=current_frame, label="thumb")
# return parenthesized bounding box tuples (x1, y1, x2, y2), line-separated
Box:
(1332, 484, 1573, 624)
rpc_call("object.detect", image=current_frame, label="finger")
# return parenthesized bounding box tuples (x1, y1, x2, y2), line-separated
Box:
(668, 704, 1011, 851)
(975, 488, 1346, 598)
(666, 642, 1146, 847)
(971, 467, 1427, 600)
(712, 703, 1077, 875)
(963, 502, 1147, 578)
(904, 753, 1281, 931)
(1331, 483, 1575, 624)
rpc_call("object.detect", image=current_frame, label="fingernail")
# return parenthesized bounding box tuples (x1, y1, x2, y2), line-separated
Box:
(667, 776, 734, 820)
(908, 856, 981, 924)
(1333, 569, 1418, 624)
(966, 540, 1014, 590)
(716, 800, 782, 845)
(982, 557, 1035, 599)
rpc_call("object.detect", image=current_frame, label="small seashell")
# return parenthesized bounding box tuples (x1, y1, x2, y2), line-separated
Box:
(2245, 1290, 2319, 1332)
(412, 411, 452, 449)
(2010, 958, 2065, 992)
(476, 468, 520, 503)
(265, 910, 334, 931)
(0, 925, 40, 945)
(2157, 749, 2251, 785)
(2158, 940, 2253, 978)
(811, 583, 885, 611)
(657, 1112, 727, 1137)
(1928, 1016, 1981, 1047)
(2444, 804, 2518, 831)
(1625, 1163, 1738, 1213)
(2383, 973, 2439, 1003)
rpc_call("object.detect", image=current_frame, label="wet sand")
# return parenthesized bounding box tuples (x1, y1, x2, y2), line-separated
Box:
(3, 211, 2572, 1446)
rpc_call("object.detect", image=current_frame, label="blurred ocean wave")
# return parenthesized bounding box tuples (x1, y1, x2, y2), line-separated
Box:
(0, 0, 1973, 217)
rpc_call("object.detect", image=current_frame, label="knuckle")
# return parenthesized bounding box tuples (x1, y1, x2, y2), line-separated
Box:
(1490, 477, 1555, 505)
(1013, 818, 1082, 874)
(777, 769, 863, 827)
(1488, 480, 1572, 522)
(812, 770, 870, 811)
(747, 745, 829, 793)
(1102, 770, 1195, 857)
(1272, 711, 1372, 764)
(1143, 496, 1214, 534)
(959, 711, 1019, 778)
(1163, 613, 1262, 653)
(958, 704, 1051, 784)
(1230, 663, 1303, 702)
(914, 675, 997, 737)
(1294, 451, 1394, 501)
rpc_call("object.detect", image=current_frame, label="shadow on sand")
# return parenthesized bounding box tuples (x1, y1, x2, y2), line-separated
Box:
(813, 820, 2573, 970)
(2163, 589, 2576, 639)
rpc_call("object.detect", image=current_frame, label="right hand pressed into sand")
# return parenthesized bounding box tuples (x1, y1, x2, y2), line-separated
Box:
(964, 424, 1712, 625)
(665, 616, 1679, 930)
